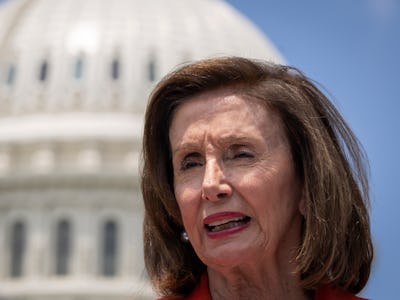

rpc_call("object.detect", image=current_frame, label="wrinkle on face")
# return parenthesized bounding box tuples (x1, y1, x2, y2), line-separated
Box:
(169, 88, 304, 275)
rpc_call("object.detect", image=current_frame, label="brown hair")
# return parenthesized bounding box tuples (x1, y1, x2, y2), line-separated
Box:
(141, 56, 373, 297)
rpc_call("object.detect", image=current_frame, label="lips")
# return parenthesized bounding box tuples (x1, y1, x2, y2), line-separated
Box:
(203, 212, 251, 238)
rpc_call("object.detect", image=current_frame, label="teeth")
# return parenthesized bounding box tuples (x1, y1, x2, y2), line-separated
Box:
(211, 221, 242, 232)
(205, 216, 250, 232)
(208, 217, 245, 227)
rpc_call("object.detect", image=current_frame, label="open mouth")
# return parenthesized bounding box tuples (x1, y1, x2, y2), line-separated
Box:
(205, 216, 251, 232)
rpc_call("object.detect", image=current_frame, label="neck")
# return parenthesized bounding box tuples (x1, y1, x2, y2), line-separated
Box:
(207, 259, 311, 300)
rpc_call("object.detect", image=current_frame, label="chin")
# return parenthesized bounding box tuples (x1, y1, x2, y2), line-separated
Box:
(201, 243, 263, 269)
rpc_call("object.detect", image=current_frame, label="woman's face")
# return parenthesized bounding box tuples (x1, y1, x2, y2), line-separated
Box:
(169, 89, 304, 269)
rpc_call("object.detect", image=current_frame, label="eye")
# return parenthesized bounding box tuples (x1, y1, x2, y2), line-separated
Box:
(180, 153, 204, 171)
(233, 151, 254, 159)
(226, 145, 255, 160)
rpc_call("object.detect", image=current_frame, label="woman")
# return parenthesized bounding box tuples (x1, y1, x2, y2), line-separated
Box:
(141, 57, 373, 299)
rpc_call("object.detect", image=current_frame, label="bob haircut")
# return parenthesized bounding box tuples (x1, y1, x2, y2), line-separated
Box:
(141, 56, 373, 297)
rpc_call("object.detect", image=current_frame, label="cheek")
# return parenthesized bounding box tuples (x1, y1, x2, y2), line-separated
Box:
(233, 167, 272, 199)
(174, 183, 201, 224)
(237, 166, 301, 220)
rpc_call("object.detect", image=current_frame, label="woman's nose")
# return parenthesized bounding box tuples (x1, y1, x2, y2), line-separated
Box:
(201, 160, 232, 201)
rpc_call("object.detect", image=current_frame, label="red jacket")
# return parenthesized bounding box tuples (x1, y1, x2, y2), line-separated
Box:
(160, 274, 367, 300)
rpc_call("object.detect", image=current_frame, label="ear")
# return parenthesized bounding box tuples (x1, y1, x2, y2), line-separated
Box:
(298, 190, 307, 216)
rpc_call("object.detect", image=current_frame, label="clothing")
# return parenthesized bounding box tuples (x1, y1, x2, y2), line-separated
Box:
(160, 273, 367, 300)
(314, 285, 367, 300)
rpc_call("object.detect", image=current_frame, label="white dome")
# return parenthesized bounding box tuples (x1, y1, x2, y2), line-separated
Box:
(0, 0, 283, 117)
(0, 0, 284, 146)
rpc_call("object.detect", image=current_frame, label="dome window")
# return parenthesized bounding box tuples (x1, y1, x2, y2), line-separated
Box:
(39, 60, 49, 82)
(148, 57, 156, 82)
(101, 220, 118, 276)
(111, 58, 120, 80)
(55, 219, 72, 275)
(10, 221, 26, 278)
(74, 57, 84, 80)
(6, 64, 16, 85)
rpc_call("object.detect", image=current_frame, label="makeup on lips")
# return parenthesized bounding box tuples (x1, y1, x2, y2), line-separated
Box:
(203, 211, 251, 239)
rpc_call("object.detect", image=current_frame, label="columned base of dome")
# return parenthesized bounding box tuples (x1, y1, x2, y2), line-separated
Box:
(0, 278, 155, 300)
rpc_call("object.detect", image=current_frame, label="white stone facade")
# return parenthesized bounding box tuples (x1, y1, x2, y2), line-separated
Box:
(0, 0, 283, 299)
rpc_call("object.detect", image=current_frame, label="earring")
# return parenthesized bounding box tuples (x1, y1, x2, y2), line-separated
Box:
(181, 231, 189, 243)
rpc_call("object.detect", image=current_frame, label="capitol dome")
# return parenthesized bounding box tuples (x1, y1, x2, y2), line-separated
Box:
(0, 0, 283, 299)
(0, 0, 283, 116)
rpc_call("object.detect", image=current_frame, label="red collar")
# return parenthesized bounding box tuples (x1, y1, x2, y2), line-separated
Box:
(186, 273, 212, 300)
(314, 285, 367, 300)
(186, 274, 367, 300)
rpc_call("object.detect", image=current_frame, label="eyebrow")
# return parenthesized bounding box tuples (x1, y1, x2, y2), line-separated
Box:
(172, 143, 199, 155)
(172, 135, 258, 155)
(217, 135, 256, 147)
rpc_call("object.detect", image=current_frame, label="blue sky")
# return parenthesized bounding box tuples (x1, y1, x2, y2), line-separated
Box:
(225, 0, 399, 299)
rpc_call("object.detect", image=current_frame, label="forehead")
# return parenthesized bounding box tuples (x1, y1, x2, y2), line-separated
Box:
(169, 89, 285, 146)
(172, 88, 269, 122)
